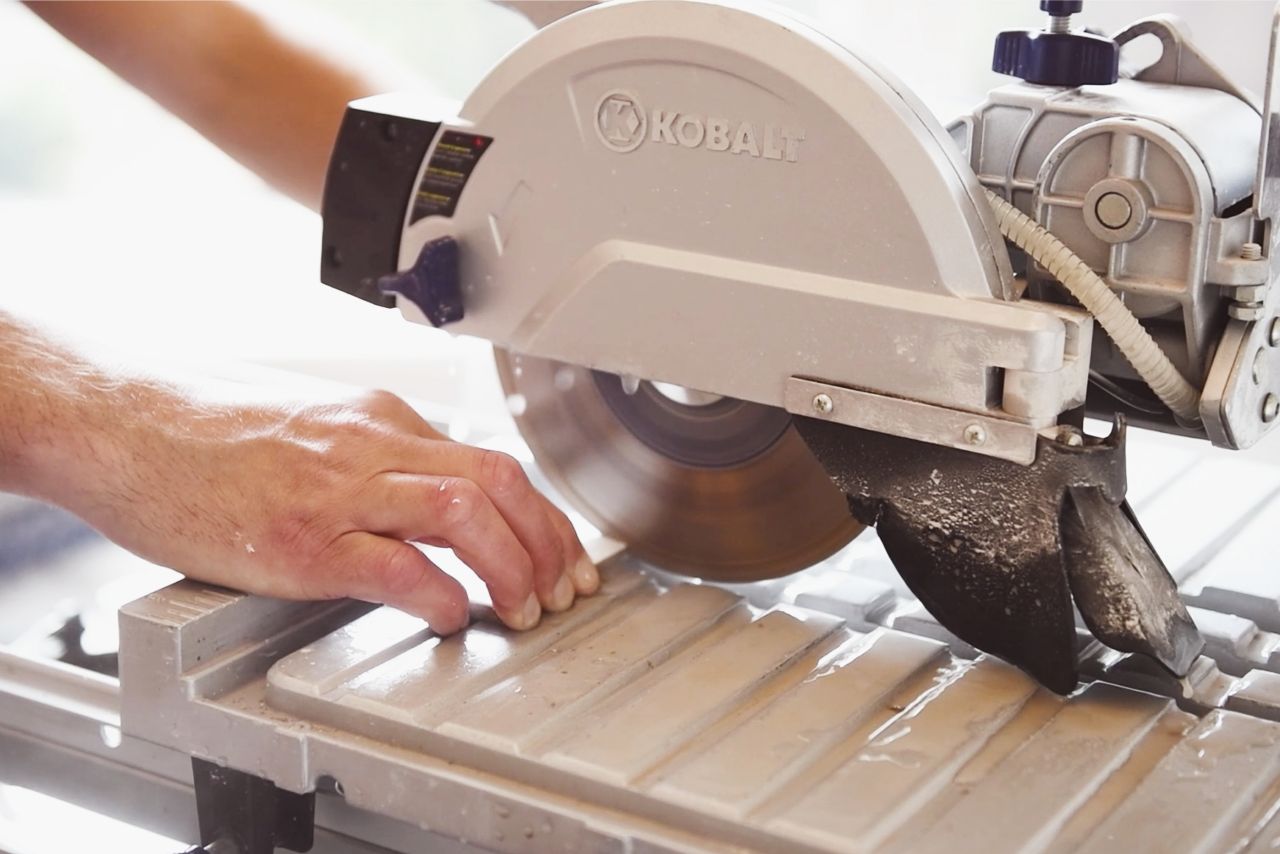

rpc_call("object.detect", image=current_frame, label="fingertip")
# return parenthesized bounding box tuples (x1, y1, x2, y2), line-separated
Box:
(429, 600, 471, 636)
(421, 576, 471, 635)
(571, 553, 600, 595)
(540, 501, 598, 597)
(544, 573, 575, 613)
(372, 542, 471, 635)
(497, 591, 542, 631)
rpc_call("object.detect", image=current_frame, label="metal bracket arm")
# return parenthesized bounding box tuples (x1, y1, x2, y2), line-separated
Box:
(784, 376, 1043, 465)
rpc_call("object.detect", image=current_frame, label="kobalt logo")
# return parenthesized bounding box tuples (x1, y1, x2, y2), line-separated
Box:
(595, 91, 647, 153)
(593, 90, 805, 162)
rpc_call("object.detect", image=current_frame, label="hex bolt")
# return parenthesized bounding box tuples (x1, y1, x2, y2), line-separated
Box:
(1230, 303, 1266, 322)
(963, 424, 988, 446)
(812, 393, 834, 415)
(1242, 242, 1264, 261)
(1264, 394, 1280, 424)
(1058, 426, 1085, 447)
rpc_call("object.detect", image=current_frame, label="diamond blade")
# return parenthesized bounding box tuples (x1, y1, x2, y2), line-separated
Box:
(496, 349, 862, 581)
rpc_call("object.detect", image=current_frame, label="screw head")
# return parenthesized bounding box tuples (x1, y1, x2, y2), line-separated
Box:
(1094, 192, 1133, 229)
(812, 393, 834, 415)
(1264, 394, 1280, 424)
(963, 424, 988, 446)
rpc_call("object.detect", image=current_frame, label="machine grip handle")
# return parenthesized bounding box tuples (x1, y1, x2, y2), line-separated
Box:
(319, 97, 442, 307)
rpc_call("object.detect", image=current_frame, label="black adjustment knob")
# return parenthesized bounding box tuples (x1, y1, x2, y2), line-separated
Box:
(993, 0, 1119, 87)
(1041, 1, 1083, 15)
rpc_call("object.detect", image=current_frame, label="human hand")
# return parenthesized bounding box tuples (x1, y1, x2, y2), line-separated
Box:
(34, 379, 599, 635)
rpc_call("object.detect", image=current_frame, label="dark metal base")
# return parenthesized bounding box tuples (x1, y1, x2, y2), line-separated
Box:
(192, 757, 316, 854)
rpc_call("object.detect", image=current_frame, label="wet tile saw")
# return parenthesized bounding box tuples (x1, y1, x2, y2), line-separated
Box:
(320, 0, 1280, 693)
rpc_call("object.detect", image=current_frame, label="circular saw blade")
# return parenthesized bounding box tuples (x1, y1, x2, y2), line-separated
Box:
(496, 349, 863, 581)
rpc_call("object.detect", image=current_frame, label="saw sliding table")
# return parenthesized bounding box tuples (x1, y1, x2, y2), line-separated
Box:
(5, 435, 1280, 853)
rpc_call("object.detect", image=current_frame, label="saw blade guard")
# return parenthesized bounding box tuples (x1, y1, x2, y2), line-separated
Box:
(378, 0, 1095, 433)
(367, 0, 1079, 580)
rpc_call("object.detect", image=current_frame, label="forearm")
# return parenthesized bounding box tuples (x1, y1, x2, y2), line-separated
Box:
(0, 311, 165, 511)
(1, 310, 105, 499)
(25, 1, 391, 211)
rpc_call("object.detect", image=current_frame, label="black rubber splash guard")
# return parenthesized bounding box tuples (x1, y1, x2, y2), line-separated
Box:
(794, 416, 1203, 694)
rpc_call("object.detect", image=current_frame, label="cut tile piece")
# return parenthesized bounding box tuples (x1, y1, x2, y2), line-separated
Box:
(268, 568, 645, 725)
(1189, 607, 1280, 677)
(1079, 710, 1280, 853)
(1226, 670, 1280, 722)
(650, 629, 947, 820)
(1079, 646, 1237, 714)
(1045, 707, 1198, 854)
(543, 607, 841, 786)
(268, 607, 432, 698)
(903, 684, 1170, 854)
(436, 583, 739, 753)
(768, 656, 1036, 853)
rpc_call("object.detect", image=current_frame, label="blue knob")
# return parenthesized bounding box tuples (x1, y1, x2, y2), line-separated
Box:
(377, 236, 465, 327)
(993, 30, 1119, 86)
(993, 0, 1116, 87)
(994, 1, 1118, 86)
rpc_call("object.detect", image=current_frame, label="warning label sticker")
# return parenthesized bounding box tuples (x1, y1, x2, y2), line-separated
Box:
(410, 131, 493, 223)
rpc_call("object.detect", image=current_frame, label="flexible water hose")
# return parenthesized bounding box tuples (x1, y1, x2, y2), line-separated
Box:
(983, 188, 1202, 424)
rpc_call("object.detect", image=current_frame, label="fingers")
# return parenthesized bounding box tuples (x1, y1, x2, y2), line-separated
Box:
(396, 443, 579, 614)
(539, 494, 600, 595)
(355, 473, 542, 629)
(338, 389, 598, 627)
(318, 532, 471, 635)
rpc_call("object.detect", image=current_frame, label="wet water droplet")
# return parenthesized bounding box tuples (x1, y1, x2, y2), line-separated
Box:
(553, 367, 576, 391)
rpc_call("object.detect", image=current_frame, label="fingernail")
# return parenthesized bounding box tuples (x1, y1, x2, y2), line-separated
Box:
(571, 554, 600, 594)
(548, 573, 575, 612)
(512, 592, 541, 630)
